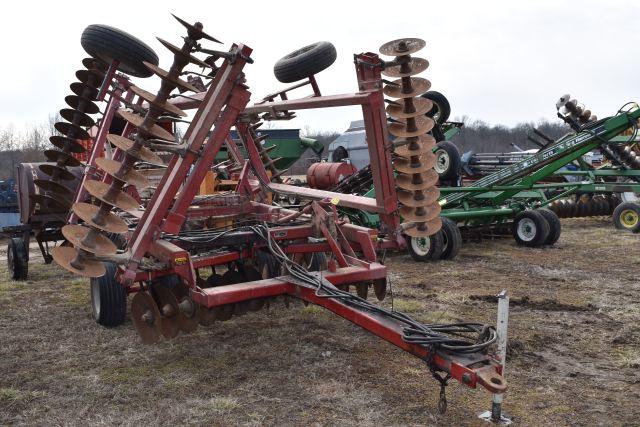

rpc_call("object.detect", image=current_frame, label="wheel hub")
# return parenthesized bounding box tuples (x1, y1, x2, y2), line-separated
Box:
(517, 218, 537, 241)
(620, 209, 639, 228)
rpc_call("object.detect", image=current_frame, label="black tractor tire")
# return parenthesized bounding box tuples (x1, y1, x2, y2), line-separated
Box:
(538, 209, 562, 245)
(512, 210, 550, 248)
(81, 24, 159, 78)
(407, 232, 444, 262)
(7, 237, 28, 280)
(274, 41, 337, 83)
(422, 91, 451, 124)
(433, 141, 461, 181)
(613, 201, 640, 233)
(440, 218, 462, 260)
(90, 262, 126, 327)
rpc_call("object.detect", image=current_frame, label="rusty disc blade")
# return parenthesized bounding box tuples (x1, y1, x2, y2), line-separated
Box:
(356, 283, 369, 299)
(44, 149, 81, 167)
(39, 164, 76, 181)
(156, 287, 181, 339)
(72, 202, 128, 234)
(65, 95, 100, 114)
(130, 85, 186, 117)
(170, 283, 199, 333)
(379, 38, 426, 56)
(400, 203, 442, 222)
(157, 38, 210, 68)
(117, 109, 174, 141)
(52, 246, 106, 278)
(386, 97, 432, 119)
(106, 134, 165, 166)
(373, 278, 387, 301)
(30, 194, 70, 212)
(59, 108, 95, 128)
(383, 77, 431, 99)
(143, 61, 200, 93)
(197, 305, 218, 326)
(83, 180, 139, 212)
(396, 170, 439, 191)
(34, 179, 73, 198)
(382, 57, 429, 78)
(55, 121, 91, 141)
(398, 187, 440, 207)
(131, 291, 162, 345)
(394, 135, 436, 157)
(172, 14, 222, 43)
(75, 69, 104, 88)
(82, 57, 108, 72)
(402, 217, 442, 238)
(70, 82, 99, 100)
(388, 115, 435, 138)
(95, 158, 150, 189)
(62, 224, 118, 256)
(394, 155, 436, 174)
(50, 135, 86, 153)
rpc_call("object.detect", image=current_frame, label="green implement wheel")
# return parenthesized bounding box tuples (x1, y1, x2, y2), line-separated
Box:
(512, 210, 550, 248)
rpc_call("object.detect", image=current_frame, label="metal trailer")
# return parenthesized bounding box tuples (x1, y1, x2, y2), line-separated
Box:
(46, 19, 506, 412)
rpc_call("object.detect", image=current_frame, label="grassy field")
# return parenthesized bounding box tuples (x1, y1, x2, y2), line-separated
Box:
(0, 217, 639, 425)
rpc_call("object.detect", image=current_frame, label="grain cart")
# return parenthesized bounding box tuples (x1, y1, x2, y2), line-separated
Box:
(48, 17, 506, 412)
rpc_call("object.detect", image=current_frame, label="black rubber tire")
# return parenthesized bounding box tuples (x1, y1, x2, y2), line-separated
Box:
(90, 262, 126, 327)
(7, 237, 28, 280)
(512, 210, 550, 247)
(433, 141, 461, 181)
(612, 201, 640, 233)
(422, 91, 451, 124)
(538, 209, 562, 245)
(407, 232, 444, 262)
(440, 218, 462, 260)
(274, 41, 337, 83)
(81, 25, 159, 78)
(332, 146, 349, 162)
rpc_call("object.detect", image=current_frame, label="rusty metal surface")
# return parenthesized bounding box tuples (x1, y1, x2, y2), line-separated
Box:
(72, 202, 128, 234)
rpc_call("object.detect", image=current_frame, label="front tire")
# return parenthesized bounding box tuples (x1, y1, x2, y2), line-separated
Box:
(512, 210, 550, 247)
(613, 202, 640, 233)
(407, 232, 444, 262)
(90, 262, 126, 327)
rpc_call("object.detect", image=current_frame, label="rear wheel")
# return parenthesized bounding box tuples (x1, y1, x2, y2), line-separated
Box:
(90, 262, 126, 327)
(538, 209, 562, 245)
(613, 202, 640, 233)
(407, 232, 444, 262)
(433, 141, 461, 181)
(7, 237, 28, 280)
(440, 218, 462, 260)
(422, 91, 451, 124)
(512, 210, 550, 247)
(274, 41, 337, 83)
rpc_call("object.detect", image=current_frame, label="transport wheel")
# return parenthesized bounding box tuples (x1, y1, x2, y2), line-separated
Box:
(7, 237, 28, 280)
(538, 209, 562, 245)
(407, 232, 444, 262)
(90, 262, 126, 327)
(421, 90, 451, 124)
(613, 201, 640, 233)
(440, 218, 462, 260)
(433, 141, 461, 181)
(273, 41, 337, 83)
(512, 210, 550, 247)
(81, 24, 159, 78)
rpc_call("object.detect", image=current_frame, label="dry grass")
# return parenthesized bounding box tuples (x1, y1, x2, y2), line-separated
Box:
(0, 217, 639, 425)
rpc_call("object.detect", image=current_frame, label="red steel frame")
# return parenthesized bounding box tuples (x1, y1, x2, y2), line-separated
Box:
(82, 45, 505, 395)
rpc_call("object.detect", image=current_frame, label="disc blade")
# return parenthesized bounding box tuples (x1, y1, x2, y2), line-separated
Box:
(170, 283, 199, 333)
(396, 170, 439, 191)
(388, 115, 435, 138)
(70, 82, 99, 100)
(402, 217, 443, 237)
(33, 179, 73, 198)
(43, 149, 81, 167)
(62, 224, 118, 256)
(60, 108, 95, 128)
(171, 14, 222, 43)
(156, 287, 181, 339)
(107, 134, 165, 166)
(95, 158, 150, 189)
(386, 97, 433, 119)
(38, 164, 76, 181)
(65, 95, 100, 114)
(75, 69, 104, 88)
(83, 180, 139, 212)
(72, 202, 128, 234)
(130, 85, 187, 117)
(54, 121, 90, 141)
(143, 61, 200, 93)
(394, 154, 437, 174)
(30, 194, 70, 212)
(393, 135, 436, 157)
(82, 57, 108, 72)
(49, 135, 86, 153)
(379, 38, 426, 56)
(157, 38, 210, 68)
(383, 77, 431, 99)
(382, 57, 429, 78)
(131, 291, 162, 344)
(398, 187, 440, 207)
(52, 246, 106, 278)
(117, 109, 175, 141)
(400, 204, 442, 222)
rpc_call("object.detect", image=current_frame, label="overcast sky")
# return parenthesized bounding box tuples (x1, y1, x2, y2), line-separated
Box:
(1, 0, 638, 135)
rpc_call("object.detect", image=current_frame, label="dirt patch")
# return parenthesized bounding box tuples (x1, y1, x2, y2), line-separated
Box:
(0, 218, 639, 425)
